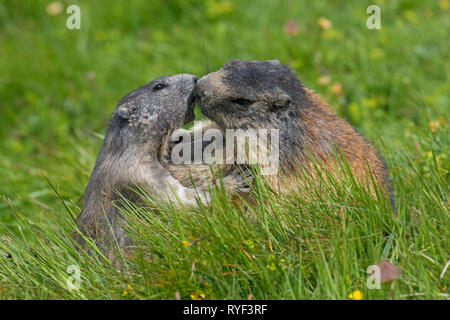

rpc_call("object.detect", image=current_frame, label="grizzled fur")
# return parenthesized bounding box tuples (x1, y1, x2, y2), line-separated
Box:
(194, 59, 395, 210)
(74, 74, 249, 259)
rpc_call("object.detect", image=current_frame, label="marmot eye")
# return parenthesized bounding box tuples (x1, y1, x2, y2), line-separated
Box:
(154, 83, 166, 90)
(231, 98, 254, 107)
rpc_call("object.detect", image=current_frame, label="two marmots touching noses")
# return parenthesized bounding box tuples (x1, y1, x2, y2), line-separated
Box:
(74, 59, 395, 259)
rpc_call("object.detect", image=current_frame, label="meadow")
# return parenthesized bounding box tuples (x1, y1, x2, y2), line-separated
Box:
(0, 0, 448, 299)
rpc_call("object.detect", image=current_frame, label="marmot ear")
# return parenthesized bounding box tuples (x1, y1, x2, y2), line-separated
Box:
(267, 59, 281, 65)
(115, 103, 134, 119)
(270, 91, 291, 111)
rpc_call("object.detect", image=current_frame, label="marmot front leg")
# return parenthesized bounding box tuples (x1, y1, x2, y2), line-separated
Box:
(168, 163, 253, 198)
(138, 162, 211, 207)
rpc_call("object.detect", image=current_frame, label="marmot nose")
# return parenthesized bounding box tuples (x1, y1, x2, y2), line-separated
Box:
(194, 85, 206, 100)
(193, 76, 198, 83)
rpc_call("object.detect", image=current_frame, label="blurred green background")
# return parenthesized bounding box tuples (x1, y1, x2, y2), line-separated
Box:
(0, 0, 448, 235)
(0, 0, 448, 300)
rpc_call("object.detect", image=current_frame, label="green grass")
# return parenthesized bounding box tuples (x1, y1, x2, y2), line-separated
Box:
(0, 0, 448, 299)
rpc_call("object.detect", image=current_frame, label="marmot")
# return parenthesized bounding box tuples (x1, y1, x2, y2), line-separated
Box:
(74, 74, 249, 257)
(185, 59, 395, 209)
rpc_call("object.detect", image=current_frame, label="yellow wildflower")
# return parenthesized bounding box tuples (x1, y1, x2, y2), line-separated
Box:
(403, 10, 418, 24)
(206, 0, 235, 19)
(428, 120, 443, 133)
(318, 17, 332, 30)
(440, 0, 449, 10)
(348, 290, 363, 300)
(362, 97, 378, 109)
(266, 263, 277, 271)
(244, 240, 255, 249)
(46, 1, 63, 16)
(190, 291, 206, 300)
(122, 283, 130, 296)
(318, 75, 331, 86)
(331, 82, 343, 96)
(182, 240, 190, 247)
(423, 151, 433, 160)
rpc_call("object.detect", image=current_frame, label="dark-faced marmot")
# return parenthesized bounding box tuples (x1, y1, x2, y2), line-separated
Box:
(187, 59, 395, 209)
(75, 74, 249, 258)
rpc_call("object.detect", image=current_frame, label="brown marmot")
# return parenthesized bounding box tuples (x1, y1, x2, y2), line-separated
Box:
(182, 59, 395, 209)
(74, 74, 250, 258)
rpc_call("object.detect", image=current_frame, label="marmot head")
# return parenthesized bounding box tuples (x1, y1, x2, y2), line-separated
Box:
(195, 60, 305, 130)
(112, 74, 197, 147)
